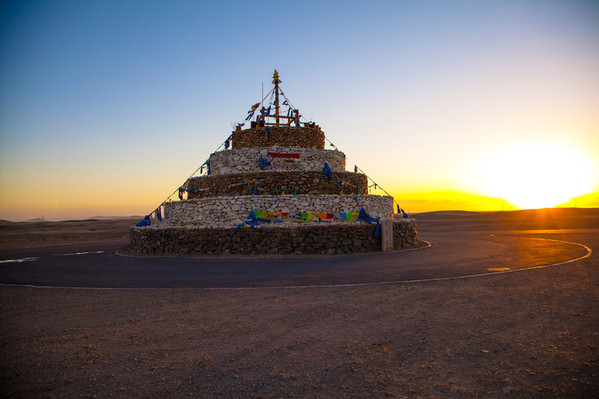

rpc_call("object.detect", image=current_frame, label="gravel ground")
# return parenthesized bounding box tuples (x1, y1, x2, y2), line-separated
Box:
(0, 210, 598, 398)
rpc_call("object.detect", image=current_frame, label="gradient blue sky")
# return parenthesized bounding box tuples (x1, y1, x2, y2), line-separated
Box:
(1, 0, 598, 220)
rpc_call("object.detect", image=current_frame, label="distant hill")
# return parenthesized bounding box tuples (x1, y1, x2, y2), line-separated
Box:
(411, 210, 481, 217)
(415, 207, 599, 231)
(88, 216, 142, 221)
(12, 216, 143, 223)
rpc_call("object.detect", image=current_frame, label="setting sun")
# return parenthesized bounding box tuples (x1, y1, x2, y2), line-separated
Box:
(465, 143, 597, 209)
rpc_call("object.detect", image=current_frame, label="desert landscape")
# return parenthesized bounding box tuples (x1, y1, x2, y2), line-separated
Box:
(0, 208, 598, 398)
(2, 1, 597, 397)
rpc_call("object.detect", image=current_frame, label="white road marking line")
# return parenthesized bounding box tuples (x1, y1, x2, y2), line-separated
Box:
(53, 251, 105, 256)
(0, 257, 39, 264)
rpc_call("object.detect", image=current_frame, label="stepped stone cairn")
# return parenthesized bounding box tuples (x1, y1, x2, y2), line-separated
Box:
(131, 71, 417, 255)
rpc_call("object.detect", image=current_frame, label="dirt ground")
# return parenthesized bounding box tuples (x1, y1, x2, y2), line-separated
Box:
(0, 218, 137, 251)
(0, 209, 598, 398)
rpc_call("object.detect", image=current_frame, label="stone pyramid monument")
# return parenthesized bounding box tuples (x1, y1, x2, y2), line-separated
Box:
(131, 71, 416, 255)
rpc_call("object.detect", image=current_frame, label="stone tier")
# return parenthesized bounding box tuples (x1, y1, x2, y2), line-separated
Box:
(209, 147, 346, 175)
(185, 171, 367, 199)
(231, 126, 325, 149)
(130, 220, 417, 255)
(164, 194, 394, 227)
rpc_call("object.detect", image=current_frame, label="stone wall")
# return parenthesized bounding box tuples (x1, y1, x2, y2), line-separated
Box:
(209, 147, 346, 175)
(231, 127, 325, 149)
(164, 194, 394, 227)
(130, 219, 417, 255)
(185, 171, 368, 198)
(393, 219, 417, 248)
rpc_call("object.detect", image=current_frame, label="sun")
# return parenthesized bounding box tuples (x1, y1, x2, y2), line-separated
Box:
(467, 143, 596, 209)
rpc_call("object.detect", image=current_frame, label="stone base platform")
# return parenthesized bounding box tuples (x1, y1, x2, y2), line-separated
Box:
(130, 219, 417, 256)
(165, 194, 394, 227)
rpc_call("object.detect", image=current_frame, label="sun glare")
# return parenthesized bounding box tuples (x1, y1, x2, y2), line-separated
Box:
(467, 143, 596, 209)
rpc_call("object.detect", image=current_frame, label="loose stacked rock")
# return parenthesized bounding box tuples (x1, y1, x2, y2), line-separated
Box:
(131, 125, 417, 255)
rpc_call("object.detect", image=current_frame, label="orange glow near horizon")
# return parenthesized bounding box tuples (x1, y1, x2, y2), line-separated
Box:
(461, 142, 597, 210)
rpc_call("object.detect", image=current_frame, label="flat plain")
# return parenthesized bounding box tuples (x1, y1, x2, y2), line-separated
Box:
(1, 208, 598, 398)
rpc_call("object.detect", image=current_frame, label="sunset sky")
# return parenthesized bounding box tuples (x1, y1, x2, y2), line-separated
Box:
(1, 0, 597, 221)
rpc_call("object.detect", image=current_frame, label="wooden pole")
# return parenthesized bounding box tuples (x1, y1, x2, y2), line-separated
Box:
(273, 69, 281, 127)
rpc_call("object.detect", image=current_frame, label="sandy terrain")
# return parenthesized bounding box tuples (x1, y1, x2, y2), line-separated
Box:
(0, 209, 598, 398)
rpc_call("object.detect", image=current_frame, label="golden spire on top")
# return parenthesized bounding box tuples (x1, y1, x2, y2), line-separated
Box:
(272, 69, 281, 84)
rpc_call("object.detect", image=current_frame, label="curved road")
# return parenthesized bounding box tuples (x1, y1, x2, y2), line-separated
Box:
(0, 231, 591, 289)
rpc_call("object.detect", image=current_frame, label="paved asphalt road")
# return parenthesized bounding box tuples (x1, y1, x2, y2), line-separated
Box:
(0, 231, 591, 289)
